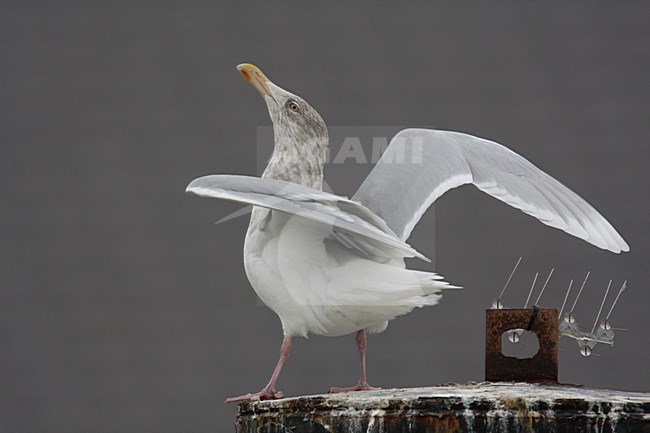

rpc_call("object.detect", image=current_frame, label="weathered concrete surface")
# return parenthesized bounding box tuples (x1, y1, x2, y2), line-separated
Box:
(236, 382, 649, 433)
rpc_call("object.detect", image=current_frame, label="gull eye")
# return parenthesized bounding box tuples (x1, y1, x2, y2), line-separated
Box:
(287, 100, 300, 112)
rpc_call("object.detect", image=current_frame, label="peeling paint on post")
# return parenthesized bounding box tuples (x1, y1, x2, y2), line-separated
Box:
(235, 383, 649, 433)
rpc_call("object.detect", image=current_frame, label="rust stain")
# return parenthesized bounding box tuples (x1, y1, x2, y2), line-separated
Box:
(501, 397, 528, 412)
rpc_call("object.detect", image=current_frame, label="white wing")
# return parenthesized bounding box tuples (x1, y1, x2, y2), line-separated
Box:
(186, 174, 429, 261)
(353, 128, 629, 253)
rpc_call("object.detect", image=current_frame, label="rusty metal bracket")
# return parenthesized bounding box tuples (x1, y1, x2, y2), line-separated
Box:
(486, 308, 558, 383)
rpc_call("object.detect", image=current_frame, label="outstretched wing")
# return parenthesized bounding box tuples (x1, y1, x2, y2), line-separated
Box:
(186, 174, 429, 261)
(353, 128, 629, 253)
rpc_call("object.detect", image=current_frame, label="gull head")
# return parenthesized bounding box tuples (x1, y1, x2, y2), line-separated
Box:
(237, 63, 328, 152)
(237, 63, 328, 189)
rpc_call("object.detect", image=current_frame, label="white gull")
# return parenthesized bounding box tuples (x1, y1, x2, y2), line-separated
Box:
(186, 63, 629, 402)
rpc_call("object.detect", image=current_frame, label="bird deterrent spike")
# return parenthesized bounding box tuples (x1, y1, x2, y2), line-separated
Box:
(559, 279, 573, 318)
(534, 268, 554, 306)
(570, 271, 590, 313)
(606, 280, 627, 320)
(591, 280, 612, 334)
(524, 272, 539, 308)
(498, 256, 522, 299)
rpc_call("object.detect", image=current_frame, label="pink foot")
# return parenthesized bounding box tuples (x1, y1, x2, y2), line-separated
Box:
(225, 387, 284, 403)
(329, 382, 381, 393)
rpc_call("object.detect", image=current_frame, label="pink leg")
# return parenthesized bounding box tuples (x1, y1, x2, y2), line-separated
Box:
(225, 336, 292, 403)
(329, 329, 381, 393)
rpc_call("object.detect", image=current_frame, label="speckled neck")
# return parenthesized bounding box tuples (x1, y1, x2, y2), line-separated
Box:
(262, 125, 328, 191)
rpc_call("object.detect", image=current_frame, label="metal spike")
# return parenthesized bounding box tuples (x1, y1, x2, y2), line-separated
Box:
(606, 280, 627, 320)
(498, 256, 522, 299)
(570, 271, 590, 313)
(534, 268, 554, 306)
(591, 280, 612, 334)
(559, 279, 574, 318)
(524, 273, 538, 308)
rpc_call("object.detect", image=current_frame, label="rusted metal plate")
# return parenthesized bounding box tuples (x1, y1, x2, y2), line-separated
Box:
(485, 308, 559, 383)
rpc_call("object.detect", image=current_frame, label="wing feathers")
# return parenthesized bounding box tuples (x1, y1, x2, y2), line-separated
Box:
(186, 175, 430, 261)
(189, 128, 629, 258)
(353, 128, 628, 253)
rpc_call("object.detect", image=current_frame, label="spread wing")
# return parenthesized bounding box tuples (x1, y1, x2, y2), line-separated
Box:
(186, 174, 429, 261)
(353, 128, 629, 253)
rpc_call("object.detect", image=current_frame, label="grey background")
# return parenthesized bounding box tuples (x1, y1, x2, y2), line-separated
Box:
(1, 2, 648, 432)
